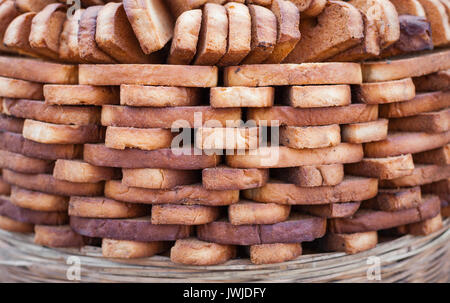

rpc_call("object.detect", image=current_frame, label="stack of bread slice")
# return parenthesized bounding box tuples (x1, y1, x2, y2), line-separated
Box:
(0, 0, 448, 267)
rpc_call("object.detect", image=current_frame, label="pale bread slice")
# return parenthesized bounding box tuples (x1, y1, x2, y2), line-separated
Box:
(170, 238, 236, 266)
(69, 196, 148, 218)
(105, 126, 173, 150)
(0, 76, 43, 99)
(0, 149, 53, 174)
(53, 159, 118, 183)
(413, 144, 450, 165)
(195, 127, 259, 150)
(228, 200, 291, 225)
(417, 0, 450, 46)
(341, 119, 388, 144)
(250, 243, 302, 264)
(388, 108, 450, 133)
(345, 154, 415, 180)
(44, 85, 119, 106)
(202, 166, 268, 190)
(363, 187, 422, 211)
(11, 186, 68, 212)
(103, 238, 168, 259)
(353, 78, 416, 104)
(271, 164, 344, 187)
(320, 232, 378, 254)
(280, 125, 341, 149)
(151, 204, 219, 225)
(121, 85, 201, 107)
(210, 87, 274, 108)
(122, 168, 200, 190)
(283, 85, 351, 108)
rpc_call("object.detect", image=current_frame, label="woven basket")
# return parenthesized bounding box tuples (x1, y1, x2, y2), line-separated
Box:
(0, 219, 449, 283)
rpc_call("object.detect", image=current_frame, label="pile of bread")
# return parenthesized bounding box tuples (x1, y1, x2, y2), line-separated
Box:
(0, 0, 448, 266)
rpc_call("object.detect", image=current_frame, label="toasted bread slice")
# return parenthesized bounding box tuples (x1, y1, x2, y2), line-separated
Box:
(298, 201, 361, 218)
(218, 2, 251, 66)
(79, 64, 218, 87)
(341, 119, 388, 144)
(289, 0, 313, 11)
(413, 144, 450, 165)
(2, 169, 104, 197)
(390, 0, 427, 16)
(195, 127, 259, 150)
(22, 119, 103, 144)
(96, 3, 158, 63)
(302, 0, 327, 17)
(243, 176, 378, 205)
(0, 214, 33, 233)
(224, 63, 362, 86)
(14, 0, 57, 12)
(10, 186, 68, 212)
(0, 149, 53, 174)
(388, 108, 450, 133)
(421, 178, 449, 201)
(0, 178, 10, 196)
(193, 3, 228, 65)
(228, 200, 290, 225)
(83, 144, 220, 169)
(69, 196, 148, 218)
(0, 114, 23, 133)
(0, 1, 21, 53)
(44, 85, 119, 106)
(399, 213, 443, 235)
(2, 98, 101, 125)
(210, 86, 274, 108)
(34, 225, 85, 248)
(105, 126, 173, 150)
(271, 164, 344, 187)
(417, 0, 450, 46)
(101, 105, 241, 128)
(320, 231, 378, 254)
(280, 125, 341, 149)
(202, 166, 268, 190)
(167, 9, 202, 65)
(123, 168, 200, 190)
(363, 187, 422, 211)
(353, 78, 415, 104)
(250, 243, 302, 264)
(283, 85, 351, 108)
(241, 4, 277, 64)
(380, 164, 450, 187)
(283, 1, 364, 63)
(364, 131, 450, 158)
(345, 154, 415, 180)
(123, 0, 173, 54)
(413, 69, 450, 92)
(102, 238, 168, 259)
(151, 204, 219, 225)
(245, 0, 271, 5)
(59, 8, 84, 63)
(105, 180, 239, 206)
(120, 85, 201, 107)
(171, 238, 236, 265)
(0, 76, 43, 100)
(166, 0, 209, 17)
(53, 159, 118, 183)
(380, 91, 450, 118)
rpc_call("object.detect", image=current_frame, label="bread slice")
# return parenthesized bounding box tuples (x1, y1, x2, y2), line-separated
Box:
(228, 200, 290, 225)
(413, 144, 450, 165)
(34, 225, 86, 248)
(78, 6, 116, 63)
(380, 91, 450, 118)
(0, 55, 77, 84)
(123, 168, 200, 190)
(264, 0, 300, 64)
(241, 4, 277, 64)
(53, 159, 118, 183)
(250, 243, 302, 264)
(2, 169, 104, 197)
(44, 85, 119, 106)
(151, 204, 219, 225)
(0, 76, 43, 99)
(83, 144, 220, 170)
(0, 131, 82, 160)
(272, 164, 344, 187)
(218, 2, 251, 66)
(102, 238, 168, 259)
(0, 178, 10, 196)
(390, 0, 427, 16)
(10, 186, 68, 212)
(399, 213, 443, 235)
(247, 104, 378, 127)
(202, 166, 268, 190)
(105, 180, 239, 206)
(22, 119, 103, 144)
(59, 8, 84, 63)
(421, 178, 449, 201)
(165, 0, 209, 17)
(320, 231, 378, 254)
(0, 114, 22, 133)
(362, 187, 422, 211)
(101, 105, 241, 128)
(2, 98, 101, 125)
(380, 164, 450, 187)
(297, 201, 361, 218)
(245, 0, 272, 6)
(167, 9, 202, 65)
(417, 0, 450, 46)
(345, 154, 415, 180)
(193, 3, 228, 65)
(413, 69, 450, 92)
(0, 149, 53, 174)
(105, 126, 173, 150)
(289, 0, 313, 11)
(283, 85, 351, 108)
(195, 127, 259, 150)
(362, 49, 450, 82)
(283, 1, 364, 63)
(243, 176, 378, 205)
(14, 0, 57, 12)
(280, 125, 341, 149)
(341, 119, 388, 144)
(121, 86, 201, 107)
(224, 63, 362, 86)
(0, 214, 33, 233)
(123, 0, 173, 54)
(171, 238, 236, 265)
(96, 3, 158, 63)
(388, 108, 450, 133)
(301, 0, 327, 17)
(210, 86, 274, 108)
(353, 78, 416, 104)
(79, 64, 218, 87)
(0, 1, 21, 54)
(69, 196, 148, 219)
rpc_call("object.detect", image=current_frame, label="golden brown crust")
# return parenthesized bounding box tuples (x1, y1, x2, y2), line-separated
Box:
(344, 154, 415, 180)
(69, 196, 148, 219)
(170, 238, 236, 265)
(53, 159, 119, 183)
(10, 186, 68, 212)
(228, 201, 290, 225)
(250, 243, 302, 264)
(151, 204, 219, 225)
(320, 232, 378, 254)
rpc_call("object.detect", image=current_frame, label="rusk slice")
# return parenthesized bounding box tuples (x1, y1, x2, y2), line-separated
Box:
(22, 119, 103, 144)
(102, 238, 168, 259)
(69, 196, 148, 219)
(362, 187, 422, 211)
(345, 154, 414, 180)
(250, 243, 302, 264)
(297, 202, 361, 218)
(341, 119, 388, 144)
(379, 164, 450, 188)
(151, 204, 219, 225)
(0, 76, 43, 100)
(11, 186, 68, 212)
(53, 159, 119, 183)
(388, 108, 450, 133)
(210, 87, 274, 108)
(283, 85, 351, 108)
(0, 178, 10, 196)
(0, 214, 33, 233)
(105, 180, 239, 206)
(202, 166, 268, 190)
(195, 127, 259, 150)
(280, 125, 341, 149)
(271, 164, 344, 187)
(353, 78, 415, 104)
(320, 231, 378, 254)
(3, 12, 42, 58)
(390, 0, 427, 16)
(228, 200, 290, 225)
(0, 149, 53, 174)
(122, 168, 200, 190)
(243, 176, 378, 205)
(421, 178, 449, 200)
(14, 0, 56, 12)
(59, 8, 83, 63)
(34, 225, 85, 248)
(44, 85, 119, 106)
(413, 145, 450, 165)
(399, 213, 443, 235)
(417, 0, 450, 46)
(301, 0, 327, 17)
(0, 1, 20, 53)
(413, 69, 450, 92)
(171, 238, 236, 266)
(105, 127, 173, 150)
(120, 85, 201, 107)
